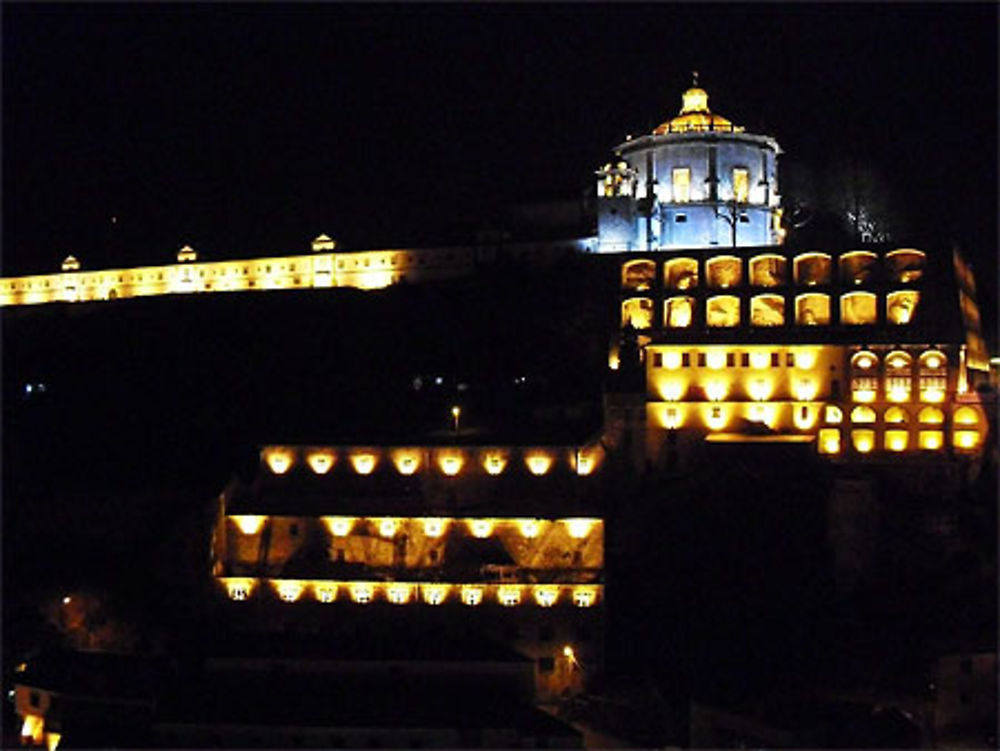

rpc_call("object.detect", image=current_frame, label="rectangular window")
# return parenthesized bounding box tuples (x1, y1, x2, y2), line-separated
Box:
(652, 352, 663, 368)
(786, 352, 795, 366)
(672, 168, 691, 203)
(726, 353, 735, 367)
(697, 353, 706, 368)
(741, 353, 750, 367)
(675, 213, 687, 223)
(771, 353, 780, 367)
(733, 167, 749, 203)
(681, 353, 691, 367)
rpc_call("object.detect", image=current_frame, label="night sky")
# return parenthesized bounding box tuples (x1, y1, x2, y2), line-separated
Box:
(4, 4, 997, 295)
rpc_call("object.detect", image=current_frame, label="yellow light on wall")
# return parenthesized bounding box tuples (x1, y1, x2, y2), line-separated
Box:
(853, 388, 876, 403)
(275, 580, 304, 602)
(704, 379, 729, 402)
(45, 730, 61, 751)
(887, 385, 911, 403)
(517, 518, 542, 538)
(851, 430, 875, 453)
(703, 404, 728, 431)
(349, 582, 374, 603)
(264, 449, 294, 474)
(884, 407, 909, 424)
(572, 586, 598, 608)
(853, 352, 877, 370)
(498, 585, 522, 607)
(705, 350, 726, 370)
(565, 518, 596, 539)
(232, 515, 266, 535)
(224, 578, 255, 601)
(885, 431, 909, 452)
(608, 350, 620, 371)
(749, 351, 770, 369)
(575, 453, 596, 476)
(919, 431, 944, 450)
(747, 403, 777, 428)
(482, 452, 508, 475)
(658, 379, 686, 401)
(918, 407, 944, 425)
(468, 519, 494, 538)
(421, 517, 448, 538)
(953, 407, 979, 425)
(378, 518, 399, 538)
(662, 350, 683, 370)
(534, 586, 559, 607)
(306, 451, 335, 474)
(324, 516, 355, 537)
(794, 404, 817, 430)
(439, 454, 464, 476)
(422, 584, 450, 605)
(922, 352, 944, 370)
(824, 405, 844, 424)
(460, 586, 484, 606)
(662, 405, 684, 429)
(350, 452, 378, 474)
(818, 429, 841, 455)
(954, 431, 980, 450)
(386, 583, 413, 604)
(314, 583, 337, 603)
(795, 349, 817, 370)
(850, 406, 876, 424)
(920, 388, 945, 403)
(793, 379, 818, 401)
(525, 453, 554, 475)
(747, 378, 773, 402)
(22, 715, 45, 745)
(392, 450, 422, 475)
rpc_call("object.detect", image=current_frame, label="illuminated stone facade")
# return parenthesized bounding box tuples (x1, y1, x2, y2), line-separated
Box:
(212, 443, 607, 702)
(596, 77, 782, 252)
(613, 244, 991, 465)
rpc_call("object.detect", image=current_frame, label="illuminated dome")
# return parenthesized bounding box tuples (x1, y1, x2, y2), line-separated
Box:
(61, 255, 80, 272)
(653, 74, 740, 135)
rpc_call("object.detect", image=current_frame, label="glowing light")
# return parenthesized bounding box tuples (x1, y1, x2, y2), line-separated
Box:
(662, 405, 683, 429)
(705, 350, 726, 370)
(233, 515, 266, 535)
(460, 586, 483, 606)
(482, 452, 508, 475)
(749, 351, 771, 370)
(658, 379, 686, 402)
(819, 430, 842, 456)
(850, 406, 876, 424)
(921, 388, 945, 403)
(517, 518, 541, 538)
(853, 389, 876, 403)
(563, 644, 576, 659)
(324, 516, 355, 537)
(793, 378, 818, 401)
(349, 582, 374, 603)
(886, 352, 911, 370)
(795, 350, 817, 370)
(534, 586, 559, 607)
(704, 379, 728, 402)
(314, 583, 337, 603)
(392, 450, 422, 475)
(524, 453, 552, 475)
(662, 350, 683, 370)
(575, 453, 596, 476)
(61, 596, 72, 606)
(884, 407, 908, 424)
(22, 715, 45, 744)
(794, 405, 817, 430)
(386, 583, 413, 604)
(378, 518, 399, 538)
(498, 586, 522, 606)
(922, 352, 944, 370)
(565, 518, 596, 539)
(350, 452, 377, 474)
(885, 431, 908, 452)
(747, 403, 776, 427)
(851, 430, 875, 454)
(747, 378, 773, 402)
(954, 431, 980, 450)
(275, 580, 304, 602)
(422, 584, 449, 605)
(422, 518, 448, 537)
(468, 519, 494, 538)
(853, 352, 877, 370)
(887, 385, 910, 403)
(264, 449, 294, 474)
(919, 431, 943, 450)
(572, 586, 598, 607)
(953, 407, 979, 425)
(224, 579, 254, 601)
(439, 454, 464, 476)
(46, 731, 61, 751)
(704, 404, 728, 431)
(608, 350, 620, 371)
(306, 451, 335, 474)
(918, 407, 944, 425)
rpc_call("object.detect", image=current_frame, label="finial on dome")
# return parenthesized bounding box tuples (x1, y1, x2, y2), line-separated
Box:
(692, 70, 699, 87)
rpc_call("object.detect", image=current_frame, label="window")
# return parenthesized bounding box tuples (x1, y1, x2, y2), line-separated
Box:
(675, 213, 687, 223)
(795, 294, 830, 325)
(681, 353, 691, 367)
(794, 253, 832, 286)
(732, 168, 749, 203)
(665, 297, 694, 328)
(622, 260, 655, 291)
(887, 290, 919, 324)
(886, 248, 925, 283)
(839, 251, 877, 285)
(621, 298, 653, 329)
(706, 256, 742, 288)
(751, 295, 784, 326)
(771, 353, 780, 368)
(726, 353, 735, 367)
(652, 353, 663, 368)
(750, 255, 786, 287)
(664, 258, 698, 289)
(672, 167, 691, 202)
(741, 353, 750, 367)
(841, 292, 877, 325)
(706, 296, 740, 327)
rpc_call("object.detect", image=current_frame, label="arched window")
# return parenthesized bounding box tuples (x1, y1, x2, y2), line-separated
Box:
(622, 260, 655, 291)
(794, 253, 832, 286)
(918, 350, 947, 402)
(884, 406, 909, 424)
(886, 249, 925, 283)
(850, 405, 876, 424)
(887, 290, 919, 324)
(664, 297, 694, 328)
(918, 406, 944, 424)
(839, 251, 877, 285)
(706, 256, 742, 289)
(706, 295, 740, 327)
(841, 291, 877, 325)
(750, 294, 784, 326)
(750, 255, 786, 287)
(851, 350, 878, 402)
(664, 258, 698, 290)
(795, 293, 830, 325)
(621, 298, 653, 329)
(953, 406, 979, 426)
(884, 351, 912, 402)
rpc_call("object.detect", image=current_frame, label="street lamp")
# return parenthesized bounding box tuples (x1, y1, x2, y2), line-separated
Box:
(451, 405, 461, 435)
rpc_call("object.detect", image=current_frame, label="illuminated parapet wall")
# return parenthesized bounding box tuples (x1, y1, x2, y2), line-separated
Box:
(211, 443, 607, 700)
(614, 246, 990, 463)
(0, 235, 594, 307)
(596, 78, 782, 252)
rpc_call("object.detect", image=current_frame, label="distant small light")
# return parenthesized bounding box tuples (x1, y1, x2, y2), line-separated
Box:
(435, 376, 443, 386)
(24, 384, 33, 395)
(62, 596, 71, 605)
